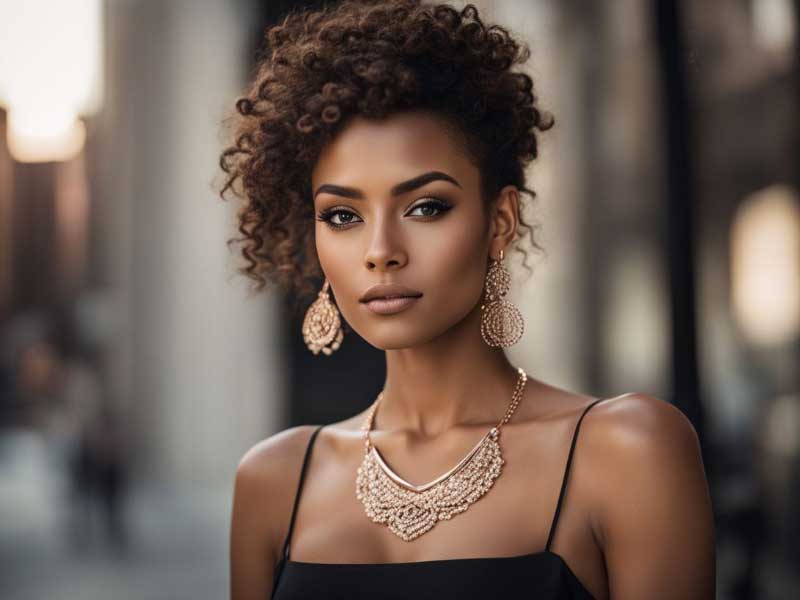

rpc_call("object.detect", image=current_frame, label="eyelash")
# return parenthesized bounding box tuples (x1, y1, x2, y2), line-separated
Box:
(316, 197, 453, 230)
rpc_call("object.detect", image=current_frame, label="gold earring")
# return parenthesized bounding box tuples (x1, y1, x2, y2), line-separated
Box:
(302, 278, 344, 355)
(480, 248, 524, 347)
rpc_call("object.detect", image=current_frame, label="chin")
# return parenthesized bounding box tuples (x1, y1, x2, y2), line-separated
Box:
(353, 319, 456, 351)
(359, 330, 426, 351)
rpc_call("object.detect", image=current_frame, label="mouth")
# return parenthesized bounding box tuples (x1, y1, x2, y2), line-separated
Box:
(362, 295, 421, 315)
(359, 283, 423, 315)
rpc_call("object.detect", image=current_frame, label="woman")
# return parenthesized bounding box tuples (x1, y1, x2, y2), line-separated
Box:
(221, 1, 716, 598)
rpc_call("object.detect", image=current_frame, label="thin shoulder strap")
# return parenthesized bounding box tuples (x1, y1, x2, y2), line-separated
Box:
(280, 424, 325, 562)
(545, 397, 609, 552)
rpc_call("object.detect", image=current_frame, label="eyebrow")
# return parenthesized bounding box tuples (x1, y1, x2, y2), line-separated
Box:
(313, 170, 462, 200)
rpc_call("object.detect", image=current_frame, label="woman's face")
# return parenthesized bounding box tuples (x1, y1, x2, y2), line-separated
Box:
(311, 110, 507, 350)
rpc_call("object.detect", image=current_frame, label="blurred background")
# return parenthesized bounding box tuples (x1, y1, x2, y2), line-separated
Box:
(0, 0, 798, 598)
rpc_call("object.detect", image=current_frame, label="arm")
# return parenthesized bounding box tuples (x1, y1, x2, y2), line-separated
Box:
(587, 394, 716, 599)
(230, 425, 318, 600)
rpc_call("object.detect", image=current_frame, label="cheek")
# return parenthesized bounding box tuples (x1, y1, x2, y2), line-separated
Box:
(411, 209, 489, 306)
(315, 226, 358, 292)
(314, 225, 374, 328)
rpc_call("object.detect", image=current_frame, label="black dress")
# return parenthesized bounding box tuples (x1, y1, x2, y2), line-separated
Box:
(271, 397, 610, 599)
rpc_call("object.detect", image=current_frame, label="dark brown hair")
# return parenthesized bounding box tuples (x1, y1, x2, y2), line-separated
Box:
(218, 0, 554, 301)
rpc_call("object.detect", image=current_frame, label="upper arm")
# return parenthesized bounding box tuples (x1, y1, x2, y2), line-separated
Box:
(586, 394, 715, 600)
(229, 425, 318, 600)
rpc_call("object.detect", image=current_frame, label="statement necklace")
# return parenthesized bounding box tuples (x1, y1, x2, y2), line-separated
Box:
(355, 367, 528, 541)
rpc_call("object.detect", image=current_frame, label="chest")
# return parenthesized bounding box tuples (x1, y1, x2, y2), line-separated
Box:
(290, 433, 564, 563)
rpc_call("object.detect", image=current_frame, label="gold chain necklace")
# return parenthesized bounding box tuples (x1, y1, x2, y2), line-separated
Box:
(355, 367, 528, 541)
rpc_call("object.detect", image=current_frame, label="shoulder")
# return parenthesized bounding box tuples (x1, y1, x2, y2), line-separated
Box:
(230, 426, 324, 595)
(236, 424, 322, 480)
(577, 394, 714, 569)
(232, 425, 322, 548)
(583, 392, 701, 455)
(584, 389, 716, 593)
(577, 392, 706, 498)
(236, 412, 367, 484)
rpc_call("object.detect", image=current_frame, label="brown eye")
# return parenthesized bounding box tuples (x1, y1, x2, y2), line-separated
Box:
(331, 211, 356, 225)
(316, 207, 362, 230)
(406, 198, 453, 218)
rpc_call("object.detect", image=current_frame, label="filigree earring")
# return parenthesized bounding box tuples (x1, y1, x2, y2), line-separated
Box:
(302, 278, 344, 355)
(480, 248, 524, 347)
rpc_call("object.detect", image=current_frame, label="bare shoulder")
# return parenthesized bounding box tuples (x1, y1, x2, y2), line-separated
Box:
(230, 426, 324, 599)
(236, 424, 322, 480)
(576, 393, 716, 596)
(585, 392, 701, 452)
(578, 392, 707, 497)
(236, 410, 367, 484)
(232, 425, 321, 554)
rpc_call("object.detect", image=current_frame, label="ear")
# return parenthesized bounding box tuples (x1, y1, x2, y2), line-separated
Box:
(487, 185, 519, 258)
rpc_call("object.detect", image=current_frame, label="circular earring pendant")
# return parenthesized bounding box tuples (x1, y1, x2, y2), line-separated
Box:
(480, 249, 525, 347)
(480, 299, 524, 347)
(302, 279, 344, 355)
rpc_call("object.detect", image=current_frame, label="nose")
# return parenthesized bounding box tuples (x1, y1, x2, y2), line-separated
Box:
(364, 216, 408, 272)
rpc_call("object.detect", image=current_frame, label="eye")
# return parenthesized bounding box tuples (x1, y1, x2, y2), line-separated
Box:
(316, 197, 453, 231)
(406, 198, 453, 219)
(316, 207, 363, 230)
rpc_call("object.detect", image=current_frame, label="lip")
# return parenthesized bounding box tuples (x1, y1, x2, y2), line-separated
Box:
(359, 283, 423, 303)
(363, 295, 421, 315)
(359, 283, 423, 316)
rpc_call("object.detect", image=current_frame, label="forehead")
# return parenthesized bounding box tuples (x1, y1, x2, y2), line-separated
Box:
(311, 110, 476, 188)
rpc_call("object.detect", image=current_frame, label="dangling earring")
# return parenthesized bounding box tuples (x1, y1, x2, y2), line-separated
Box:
(302, 278, 344, 355)
(480, 248, 524, 347)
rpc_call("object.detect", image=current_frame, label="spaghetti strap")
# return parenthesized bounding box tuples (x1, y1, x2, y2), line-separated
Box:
(545, 398, 609, 552)
(281, 424, 325, 562)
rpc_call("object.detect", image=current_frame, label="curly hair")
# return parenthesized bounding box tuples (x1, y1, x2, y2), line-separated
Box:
(218, 0, 554, 302)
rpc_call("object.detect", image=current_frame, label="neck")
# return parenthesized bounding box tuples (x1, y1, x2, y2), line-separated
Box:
(371, 302, 526, 438)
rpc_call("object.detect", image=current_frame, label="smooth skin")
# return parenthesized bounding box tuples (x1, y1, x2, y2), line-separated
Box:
(230, 110, 716, 600)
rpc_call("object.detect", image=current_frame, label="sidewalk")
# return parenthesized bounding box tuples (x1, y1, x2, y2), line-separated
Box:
(0, 429, 231, 600)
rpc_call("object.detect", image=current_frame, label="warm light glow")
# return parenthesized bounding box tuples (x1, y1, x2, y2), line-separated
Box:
(7, 107, 87, 163)
(731, 184, 800, 346)
(0, 0, 102, 162)
(752, 0, 796, 52)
